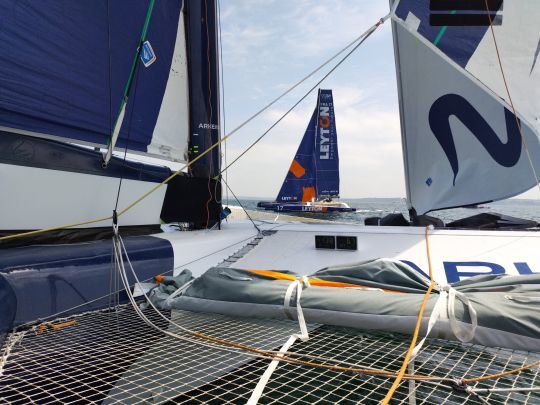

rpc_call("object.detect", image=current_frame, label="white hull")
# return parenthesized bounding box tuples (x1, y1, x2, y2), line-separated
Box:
(159, 219, 540, 285)
(0, 163, 166, 230)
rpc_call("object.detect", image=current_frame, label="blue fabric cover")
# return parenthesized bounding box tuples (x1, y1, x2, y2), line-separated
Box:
(0, 0, 181, 154)
(0, 236, 173, 332)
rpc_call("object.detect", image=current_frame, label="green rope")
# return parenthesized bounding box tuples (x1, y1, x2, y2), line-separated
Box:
(106, 0, 156, 150)
(433, 10, 456, 47)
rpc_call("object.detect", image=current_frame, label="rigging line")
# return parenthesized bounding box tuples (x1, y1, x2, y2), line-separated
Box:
(483, 0, 540, 198)
(221, 177, 261, 233)
(217, 0, 228, 206)
(216, 17, 386, 178)
(113, 61, 142, 213)
(0, 15, 388, 243)
(205, 11, 391, 159)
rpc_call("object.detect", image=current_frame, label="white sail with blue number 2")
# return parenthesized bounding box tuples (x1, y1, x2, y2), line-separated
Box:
(391, 0, 540, 215)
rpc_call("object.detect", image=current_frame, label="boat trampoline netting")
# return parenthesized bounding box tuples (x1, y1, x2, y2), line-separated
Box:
(0, 305, 539, 404)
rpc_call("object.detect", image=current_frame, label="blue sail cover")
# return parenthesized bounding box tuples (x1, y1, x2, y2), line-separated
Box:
(0, 0, 183, 158)
(276, 89, 340, 202)
(315, 89, 340, 197)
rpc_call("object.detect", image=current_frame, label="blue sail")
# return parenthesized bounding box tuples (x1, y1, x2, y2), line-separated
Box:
(276, 89, 340, 203)
(276, 104, 317, 203)
(315, 89, 340, 197)
(0, 0, 187, 161)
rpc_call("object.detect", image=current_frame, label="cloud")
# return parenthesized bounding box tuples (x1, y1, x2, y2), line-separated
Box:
(222, 85, 404, 198)
(219, 1, 405, 198)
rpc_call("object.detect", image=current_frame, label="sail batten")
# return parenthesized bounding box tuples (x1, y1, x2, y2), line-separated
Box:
(391, 0, 540, 214)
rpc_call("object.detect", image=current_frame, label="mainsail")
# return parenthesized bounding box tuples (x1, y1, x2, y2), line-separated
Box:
(276, 89, 340, 203)
(0, 0, 190, 163)
(391, 0, 540, 214)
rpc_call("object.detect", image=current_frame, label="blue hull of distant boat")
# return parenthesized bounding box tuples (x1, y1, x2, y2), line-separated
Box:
(257, 201, 355, 213)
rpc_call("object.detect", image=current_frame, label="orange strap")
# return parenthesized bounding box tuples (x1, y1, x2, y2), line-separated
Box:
(381, 226, 435, 404)
(247, 269, 400, 293)
(37, 320, 77, 333)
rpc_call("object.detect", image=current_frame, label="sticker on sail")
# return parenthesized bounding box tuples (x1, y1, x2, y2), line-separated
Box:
(141, 41, 157, 67)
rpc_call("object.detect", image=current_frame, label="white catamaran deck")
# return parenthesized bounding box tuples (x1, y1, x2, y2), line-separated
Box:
(158, 214, 540, 284)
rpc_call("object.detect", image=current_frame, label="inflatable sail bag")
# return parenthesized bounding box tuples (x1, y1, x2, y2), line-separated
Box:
(151, 260, 540, 352)
(391, 0, 540, 214)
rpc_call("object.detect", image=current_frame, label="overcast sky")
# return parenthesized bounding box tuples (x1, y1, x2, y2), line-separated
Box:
(217, 0, 538, 200)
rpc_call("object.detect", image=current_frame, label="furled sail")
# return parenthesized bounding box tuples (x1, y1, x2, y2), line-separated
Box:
(0, 0, 190, 163)
(391, 0, 540, 214)
(276, 89, 340, 203)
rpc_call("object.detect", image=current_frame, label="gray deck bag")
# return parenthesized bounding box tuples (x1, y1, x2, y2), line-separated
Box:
(150, 259, 540, 351)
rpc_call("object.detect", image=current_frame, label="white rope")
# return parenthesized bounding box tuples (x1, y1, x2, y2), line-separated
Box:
(0, 330, 27, 377)
(215, 11, 393, 151)
(469, 386, 540, 394)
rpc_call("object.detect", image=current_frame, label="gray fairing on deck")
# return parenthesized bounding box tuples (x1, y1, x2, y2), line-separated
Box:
(152, 259, 540, 352)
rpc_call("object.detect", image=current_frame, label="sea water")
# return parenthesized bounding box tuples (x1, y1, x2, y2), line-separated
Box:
(236, 198, 540, 224)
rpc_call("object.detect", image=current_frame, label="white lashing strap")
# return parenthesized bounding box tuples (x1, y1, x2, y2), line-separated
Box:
(283, 280, 297, 320)
(407, 285, 477, 405)
(249, 278, 310, 404)
(445, 286, 478, 343)
(247, 335, 297, 405)
(293, 278, 309, 342)
(283, 278, 310, 341)
(408, 290, 448, 405)
(409, 285, 478, 362)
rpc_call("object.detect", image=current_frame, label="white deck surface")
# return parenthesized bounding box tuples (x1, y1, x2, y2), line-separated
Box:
(158, 216, 540, 284)
(155, 219, 261, 277)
